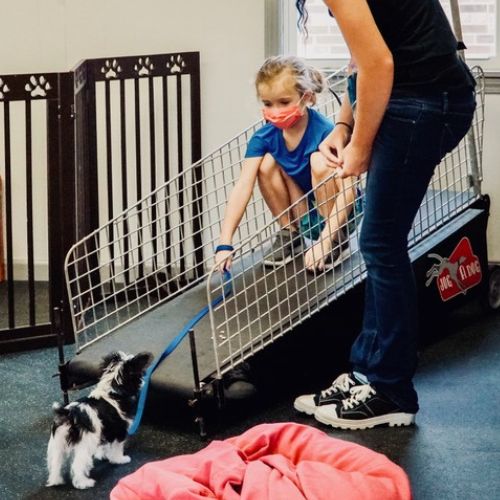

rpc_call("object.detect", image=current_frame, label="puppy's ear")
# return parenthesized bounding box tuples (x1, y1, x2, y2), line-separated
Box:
(126, 352, 153, 374)
(100, 351, 122, 371)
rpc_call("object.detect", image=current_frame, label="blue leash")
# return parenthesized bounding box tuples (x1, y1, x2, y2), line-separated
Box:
(128, 270, 232, 435)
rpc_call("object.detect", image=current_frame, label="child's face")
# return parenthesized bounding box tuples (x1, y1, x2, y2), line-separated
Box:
(258, 72, 304, 113)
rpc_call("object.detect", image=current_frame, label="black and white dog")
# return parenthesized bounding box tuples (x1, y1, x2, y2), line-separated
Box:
(46, 351, 152, 489)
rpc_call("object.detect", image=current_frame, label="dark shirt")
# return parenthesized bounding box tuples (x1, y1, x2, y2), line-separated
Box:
(330, 0, 475, 92)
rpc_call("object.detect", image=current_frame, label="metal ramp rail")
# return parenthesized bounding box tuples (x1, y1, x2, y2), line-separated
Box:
(62, 68, 485, 420)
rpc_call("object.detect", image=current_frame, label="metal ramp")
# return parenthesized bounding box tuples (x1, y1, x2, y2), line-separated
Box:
(62, 68, 485, 421)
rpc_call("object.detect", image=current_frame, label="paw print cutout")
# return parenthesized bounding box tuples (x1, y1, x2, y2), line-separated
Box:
(134, 57, 154, 77)
(101, 59, 122, 79)
(25, 75, 51, 98)
(0, 78, 10, 99)
(166, 55, 186, 74)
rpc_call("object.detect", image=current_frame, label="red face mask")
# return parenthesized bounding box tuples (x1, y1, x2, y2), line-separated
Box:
(262, 96, 306, 130)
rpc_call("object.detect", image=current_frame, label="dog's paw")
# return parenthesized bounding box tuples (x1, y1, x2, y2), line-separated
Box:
(110, 455, 131, 465)
(72, 477, 96, 489)
(46, 477, 65, 487)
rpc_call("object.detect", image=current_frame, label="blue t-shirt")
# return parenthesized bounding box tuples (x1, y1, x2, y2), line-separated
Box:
(245, 108, 334, 194)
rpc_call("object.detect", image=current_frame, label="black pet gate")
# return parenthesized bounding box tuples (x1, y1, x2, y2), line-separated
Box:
(0, 70, 75, 352)
(0, 51, 202, 353)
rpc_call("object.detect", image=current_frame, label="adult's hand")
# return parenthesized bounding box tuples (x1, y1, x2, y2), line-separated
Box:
(336, 142, 371, 178)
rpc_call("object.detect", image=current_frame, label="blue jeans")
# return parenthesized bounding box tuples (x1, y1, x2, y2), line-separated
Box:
(350, 89, 476, 413)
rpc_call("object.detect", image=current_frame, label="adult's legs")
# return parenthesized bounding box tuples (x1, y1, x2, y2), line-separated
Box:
(351, 92, 475, 413)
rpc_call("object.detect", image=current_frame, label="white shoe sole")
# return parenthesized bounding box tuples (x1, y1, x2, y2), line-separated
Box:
(314, 409, 415, 430)
(263, 253, 295, 268)
(293, 396, 317, 415)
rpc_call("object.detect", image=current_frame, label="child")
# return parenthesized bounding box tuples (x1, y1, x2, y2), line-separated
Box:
(215, 55, 356, 273)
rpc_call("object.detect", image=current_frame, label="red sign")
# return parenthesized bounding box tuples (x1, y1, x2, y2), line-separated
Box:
(425, 237, 482, 302)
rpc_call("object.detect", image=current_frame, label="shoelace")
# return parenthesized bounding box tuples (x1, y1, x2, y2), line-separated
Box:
(320, 373, 355, 398)
(342, 384, 376, 410)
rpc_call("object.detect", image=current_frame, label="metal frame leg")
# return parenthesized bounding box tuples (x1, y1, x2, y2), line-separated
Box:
(54, 306, 69, 405)
(188, 329, 207, 439)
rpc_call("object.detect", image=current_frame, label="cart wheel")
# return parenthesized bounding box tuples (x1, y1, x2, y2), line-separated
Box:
(488, 266, 500, 310)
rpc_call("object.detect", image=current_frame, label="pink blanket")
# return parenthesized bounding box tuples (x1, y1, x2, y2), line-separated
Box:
(111, 422, 411, 500)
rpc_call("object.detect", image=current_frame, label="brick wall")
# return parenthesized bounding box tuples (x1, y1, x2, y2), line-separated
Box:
(297, 0, 496, 60)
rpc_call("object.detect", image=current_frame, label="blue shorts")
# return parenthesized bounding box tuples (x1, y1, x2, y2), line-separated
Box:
(299, 189, 364, 241)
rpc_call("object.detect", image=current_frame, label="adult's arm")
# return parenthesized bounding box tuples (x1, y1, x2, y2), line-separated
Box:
(325, 0, 394, 177)
(318, 92, 353, 168)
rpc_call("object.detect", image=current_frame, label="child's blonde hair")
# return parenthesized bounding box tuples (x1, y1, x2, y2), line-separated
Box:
(255, 56, 326, 104)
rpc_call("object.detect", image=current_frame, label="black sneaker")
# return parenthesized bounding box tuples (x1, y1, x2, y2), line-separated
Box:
(314, 384, 416, 430)
(263, 228, 303, 267)
(293, 372, 362, 415)
(223, 362, 258, 400)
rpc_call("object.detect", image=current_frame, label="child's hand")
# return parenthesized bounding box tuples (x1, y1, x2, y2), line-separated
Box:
(215, 250, 233, 273)
(318, 127, 352, 168)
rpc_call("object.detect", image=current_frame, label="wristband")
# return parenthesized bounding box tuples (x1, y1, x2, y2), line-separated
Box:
(215, 244, 234, 253)
(335, 121, 353, 133)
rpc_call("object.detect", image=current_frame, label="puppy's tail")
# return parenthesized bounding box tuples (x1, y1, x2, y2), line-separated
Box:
(51, 402, 95, 438)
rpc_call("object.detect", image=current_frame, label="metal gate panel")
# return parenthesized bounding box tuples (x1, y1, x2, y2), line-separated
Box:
(66, 52, 202, 349)
(0, 71, 75, 352)
(1, 52, 202, 353)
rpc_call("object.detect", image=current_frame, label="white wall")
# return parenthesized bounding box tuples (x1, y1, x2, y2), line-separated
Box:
(0, 0, 264, 151)
(481, 93, 500, 264)
(0, 0, 265, 279)
(2, 1, 499, 276)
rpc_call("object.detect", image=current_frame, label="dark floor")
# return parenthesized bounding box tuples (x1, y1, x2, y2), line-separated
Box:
(0, 299, 499, 500)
